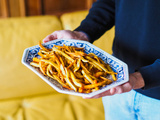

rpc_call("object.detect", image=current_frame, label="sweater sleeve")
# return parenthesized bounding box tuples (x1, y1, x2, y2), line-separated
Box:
(74, 0, 115, 43)
(138, 59, 160, 89)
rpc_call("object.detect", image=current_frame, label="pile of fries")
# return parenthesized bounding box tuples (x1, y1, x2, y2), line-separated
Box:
(30, 42, 117, 93)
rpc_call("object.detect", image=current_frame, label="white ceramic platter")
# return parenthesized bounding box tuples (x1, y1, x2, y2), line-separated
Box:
(22, 39, 129, 97)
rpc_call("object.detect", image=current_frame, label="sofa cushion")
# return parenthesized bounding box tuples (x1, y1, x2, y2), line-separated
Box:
(60, 10, 115, 54)
(0, 92, 104, 120)
(0, 16, 63, 100)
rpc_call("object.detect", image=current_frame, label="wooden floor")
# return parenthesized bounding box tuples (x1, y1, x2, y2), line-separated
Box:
(0, 0, 96, 18)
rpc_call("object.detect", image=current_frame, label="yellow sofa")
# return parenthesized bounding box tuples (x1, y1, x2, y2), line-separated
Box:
(0, 10, 114, 120)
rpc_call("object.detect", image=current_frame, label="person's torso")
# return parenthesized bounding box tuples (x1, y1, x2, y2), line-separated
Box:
(113, 0, 160, 73)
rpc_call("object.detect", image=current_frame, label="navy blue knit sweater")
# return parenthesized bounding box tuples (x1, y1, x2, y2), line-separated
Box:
(75, 0, 160, 100)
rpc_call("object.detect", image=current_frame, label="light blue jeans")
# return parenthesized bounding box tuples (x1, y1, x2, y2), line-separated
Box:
(102, 90, 160, 120)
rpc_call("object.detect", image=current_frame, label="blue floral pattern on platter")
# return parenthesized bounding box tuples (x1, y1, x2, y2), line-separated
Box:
(22, 39, 128, 97)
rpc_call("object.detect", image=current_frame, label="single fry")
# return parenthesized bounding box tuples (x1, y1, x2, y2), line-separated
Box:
(32, 57, 40, 63)
(70, 70, 83, 88)
(86, 56, 109, 72)
(40, 59, 58, 71)
(39, 61, 47, 75)
(64, 68, 77, 91)
(52, 47, 74, 62)
(38, 41, 50, 52)
(46, 65, 67, 87)
(106, 64, 117, 81)
(81, 70, 94, 84)
(30, 62, 39, 67)
(73, 59, 81, 72)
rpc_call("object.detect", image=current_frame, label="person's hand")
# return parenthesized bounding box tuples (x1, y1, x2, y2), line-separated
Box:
(84, 72, 145, 99)
(43, 30, 89, 43)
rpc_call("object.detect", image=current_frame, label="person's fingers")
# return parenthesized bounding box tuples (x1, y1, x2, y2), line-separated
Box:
(43, 30, 73, 43)
(83, 88, 115, 99)
(43, 32, 58, 43)
(110, 81, 131, 94)
(43, 30, 90, 43)
(110, 87, 116, 94)
(43, 31, 59, 43)
(112, 82, 132, 94)
(120, 82, 132, 92)
(83, 82, 133, 99)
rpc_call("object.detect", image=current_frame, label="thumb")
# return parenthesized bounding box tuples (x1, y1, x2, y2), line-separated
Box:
(43, 32, 58, 43)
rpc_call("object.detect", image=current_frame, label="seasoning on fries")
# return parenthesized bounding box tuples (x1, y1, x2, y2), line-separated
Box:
(30, 41, 117, 93)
